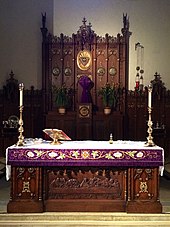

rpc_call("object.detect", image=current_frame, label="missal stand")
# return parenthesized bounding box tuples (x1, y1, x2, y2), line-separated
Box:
(43, 128, 71, 145)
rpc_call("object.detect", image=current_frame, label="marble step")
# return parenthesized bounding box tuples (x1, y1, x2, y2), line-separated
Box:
(0, 212, 170, 226)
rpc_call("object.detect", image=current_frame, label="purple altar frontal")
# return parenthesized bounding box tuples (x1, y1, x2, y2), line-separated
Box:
(7, 140, 164, 168)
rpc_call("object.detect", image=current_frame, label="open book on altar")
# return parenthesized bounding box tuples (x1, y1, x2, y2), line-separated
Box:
(43, 128, 71, 145)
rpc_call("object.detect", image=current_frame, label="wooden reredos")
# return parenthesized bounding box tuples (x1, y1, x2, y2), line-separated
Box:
(41, 14, 131, 114)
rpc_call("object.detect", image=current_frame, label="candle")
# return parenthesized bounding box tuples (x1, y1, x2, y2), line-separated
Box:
(148, 84, 152, 108)
(148, 91, 151, 108)
(19, 83, 24, 106)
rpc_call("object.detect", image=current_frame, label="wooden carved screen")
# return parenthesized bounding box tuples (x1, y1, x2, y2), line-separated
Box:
(41, 14, 131, 140)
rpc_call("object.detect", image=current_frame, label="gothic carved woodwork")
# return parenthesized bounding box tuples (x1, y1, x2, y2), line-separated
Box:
(41, 14, 131, 113)
(127, 90, 147, 140)
(3, 71, 19, 103)
(7, 167, 43, 213)
(42, 14, 131, 141)
(0, 72, 43, 156)
(151, 72, 166, 126)
(45, 167, 126, 200)
(126, 73, 170, 158)
(126, 167, 162, 213)
(129, 168, 159, 200)
(7, 166, 162, 213)
(9, 167, 42, 200)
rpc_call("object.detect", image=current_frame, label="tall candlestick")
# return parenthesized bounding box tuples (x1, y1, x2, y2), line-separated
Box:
(145, 83, 154, 146)
(17, 83, 25, 146)
(19, 83, 24, 107)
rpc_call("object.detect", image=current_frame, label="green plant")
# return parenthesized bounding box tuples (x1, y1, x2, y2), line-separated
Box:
(98, 83, 119, 108)
(53, 83, 73, 108)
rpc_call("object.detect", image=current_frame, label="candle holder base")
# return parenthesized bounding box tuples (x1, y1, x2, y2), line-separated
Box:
(145, 140, 155, 147)
(109, 133, 113, 144)
(16, 140, 25, 147)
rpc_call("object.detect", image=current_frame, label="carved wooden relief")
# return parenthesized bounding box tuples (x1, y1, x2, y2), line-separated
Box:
(10, 167, 42, 201)
(128, 167, 159, 201)
(45, 167, 126, 200)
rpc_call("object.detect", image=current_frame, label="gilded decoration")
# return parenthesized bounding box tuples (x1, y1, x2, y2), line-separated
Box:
(139, 181, 148, 193)
(22, 181, 31, 193)
(78, 104, 91, 118)
(134, 168, 153, 199)
(16, 167, 36, 198)
(77, 50, 92, 70)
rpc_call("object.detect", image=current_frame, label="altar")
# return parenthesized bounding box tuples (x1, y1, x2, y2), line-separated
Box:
(6, 140, 164, 213)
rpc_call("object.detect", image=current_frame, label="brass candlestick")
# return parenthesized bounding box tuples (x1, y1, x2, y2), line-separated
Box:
(17, 105, 25, 146)
(145, 107, 155, 146)
(145, 84, 155, 146)
(17, 83, 24, 146)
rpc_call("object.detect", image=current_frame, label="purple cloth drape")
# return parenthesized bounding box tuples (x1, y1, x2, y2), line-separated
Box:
(79, 75, 94, 103)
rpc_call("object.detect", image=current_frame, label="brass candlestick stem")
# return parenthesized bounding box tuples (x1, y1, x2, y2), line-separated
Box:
(17, 105, 24, 146)
(145, 107, 155, 147)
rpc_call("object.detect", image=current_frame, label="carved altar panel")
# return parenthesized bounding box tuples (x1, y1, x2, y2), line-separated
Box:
(127, 167, 162, 213)
(7, 167, 43, 213)
(45, 167, 126, 200)
(44, 166, 127, 212)
(10, 167, 41, 200)
(131, 168, 159, 200)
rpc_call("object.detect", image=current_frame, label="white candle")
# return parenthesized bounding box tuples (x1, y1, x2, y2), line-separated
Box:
(20, 90, 23, 106)
(148, 89, 152, 108)
(19, 83, 24, 106)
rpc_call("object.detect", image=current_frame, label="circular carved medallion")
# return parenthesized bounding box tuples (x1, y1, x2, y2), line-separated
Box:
(64, 67, 72, 76)
(97, 67, 105, 76)
(109, 67, 117, 76)
(52, 67, 60, 76)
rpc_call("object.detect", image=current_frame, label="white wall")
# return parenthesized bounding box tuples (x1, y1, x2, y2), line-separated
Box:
(54, 0, 170, 90)
(0, 0, 170, 90)
(0, 0, 53, 89)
